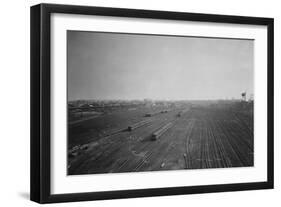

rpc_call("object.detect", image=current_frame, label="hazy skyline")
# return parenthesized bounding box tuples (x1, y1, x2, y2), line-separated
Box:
(67, 31, 254, 101)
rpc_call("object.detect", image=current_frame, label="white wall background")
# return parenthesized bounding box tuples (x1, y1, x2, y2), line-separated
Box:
(0, 0, 279, 206)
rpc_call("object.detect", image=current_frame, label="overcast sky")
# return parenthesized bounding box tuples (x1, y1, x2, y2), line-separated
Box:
(67, 31, 253, 101)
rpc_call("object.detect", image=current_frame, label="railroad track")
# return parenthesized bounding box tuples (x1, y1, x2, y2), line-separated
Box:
(211, 113, 253, 167)
(184, 120, 195, 169)
(69, 107, 254, 175)
(70, 111, 180, 174)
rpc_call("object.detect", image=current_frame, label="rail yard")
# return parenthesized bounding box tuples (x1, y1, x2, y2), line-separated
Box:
(68, 100, 254, 175)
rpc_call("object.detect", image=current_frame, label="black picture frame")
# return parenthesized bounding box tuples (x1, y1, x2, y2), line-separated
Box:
(30, 3, 274, 204)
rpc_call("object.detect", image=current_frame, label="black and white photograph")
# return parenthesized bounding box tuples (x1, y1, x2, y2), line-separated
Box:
(29, 3, 274, 204)
(67, 31, 254, 175)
